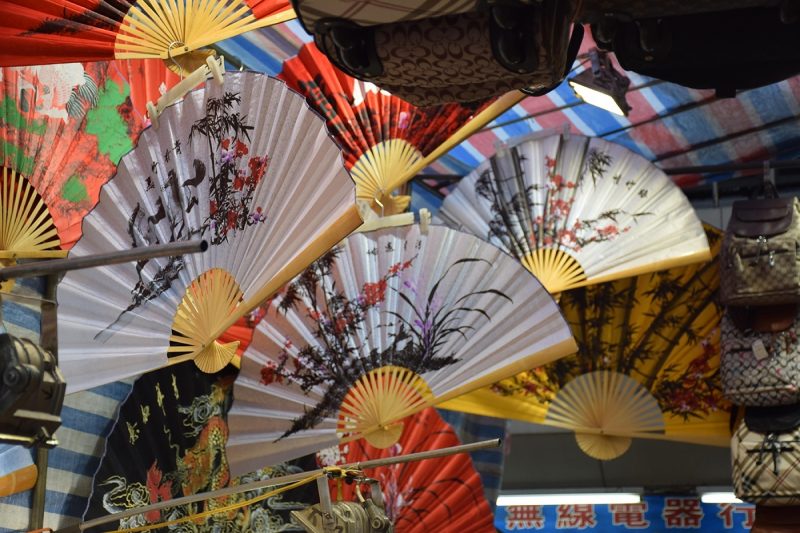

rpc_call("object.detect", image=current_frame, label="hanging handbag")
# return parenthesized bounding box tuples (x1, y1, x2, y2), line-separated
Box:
(720, 195, 800, 306)
(733, 404, 800, 506)
(721, 305, 800, 407)
(292, 0, 583, 106)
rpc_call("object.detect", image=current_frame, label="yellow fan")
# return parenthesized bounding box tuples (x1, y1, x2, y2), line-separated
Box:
(436, 132, 710, 295)
(442, 225, 730, 460)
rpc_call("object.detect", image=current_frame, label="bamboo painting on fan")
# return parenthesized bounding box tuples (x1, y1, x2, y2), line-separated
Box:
(436, 131, 710, 295)
(227, 223, 577, 475)
(56, 72, 360, 393)
(443, 226, 730, 460)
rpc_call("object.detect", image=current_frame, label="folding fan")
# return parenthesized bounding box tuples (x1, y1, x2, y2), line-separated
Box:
(442, 226, 730, 460)
(278, 43, 495, 215)
(83, 362, 318, 532)
(435, 131, 711, 295)
(315, 407, 495, 533)
(0, 1, 294, 69)
(57, 71, 361, 394)
(226, 223, 576, 475)
(0, 61, 144, 296)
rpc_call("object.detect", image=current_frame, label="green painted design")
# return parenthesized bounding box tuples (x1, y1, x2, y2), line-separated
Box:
(61, 175, 88, 204)
(0, 96, 47, 135)
(2, 141, 35, 176)
(85, 79, 133, 164)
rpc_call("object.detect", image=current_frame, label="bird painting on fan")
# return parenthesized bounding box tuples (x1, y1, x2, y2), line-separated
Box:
(258, 244, 511, 441)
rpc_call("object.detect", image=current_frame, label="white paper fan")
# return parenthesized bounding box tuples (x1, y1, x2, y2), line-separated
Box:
(227, 223, 576, 475)
(436, 132, 710, 294)
(57, 72, 361, 394)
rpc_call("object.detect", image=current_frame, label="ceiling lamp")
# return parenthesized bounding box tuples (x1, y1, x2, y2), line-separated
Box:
(568, 49, 632, 116)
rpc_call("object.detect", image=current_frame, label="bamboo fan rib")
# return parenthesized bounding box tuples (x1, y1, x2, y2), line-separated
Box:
(278, 43, 494, 216)
(0, 0, 294, 67)
(546, 371, 664, 460)
(436, 132, 710, 295)
(442, 226, 729, 459)
(338, 366, 434, 448)
(170, 268, 242, 373)
(0, 168, 60, 258)
(227, 223, 576, 475)
(57, 72, 359, 393)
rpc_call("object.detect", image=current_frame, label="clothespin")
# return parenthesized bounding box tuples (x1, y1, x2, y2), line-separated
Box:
(147, 54, 225, 130)
(418, 208, 431, 234)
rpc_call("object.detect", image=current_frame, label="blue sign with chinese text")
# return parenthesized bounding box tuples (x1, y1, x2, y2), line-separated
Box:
(495, 496, 754, 531)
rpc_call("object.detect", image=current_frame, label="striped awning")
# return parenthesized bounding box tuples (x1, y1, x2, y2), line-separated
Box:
(216, 22, 800, 189)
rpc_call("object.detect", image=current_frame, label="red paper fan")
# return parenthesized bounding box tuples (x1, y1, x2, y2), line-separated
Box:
(316, 408, 495, 533)
(278, 43, 492, 214)
(109, 58, 180, 127)
(0, 0, 293, 68)
(0, 62, 144, 256)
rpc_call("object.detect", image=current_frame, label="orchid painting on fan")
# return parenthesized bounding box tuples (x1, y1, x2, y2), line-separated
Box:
(258, 243, 511, 439)
(475, 146, 651, 256)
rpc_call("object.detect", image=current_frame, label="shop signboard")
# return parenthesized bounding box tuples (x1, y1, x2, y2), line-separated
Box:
(495, 496, 754, 532)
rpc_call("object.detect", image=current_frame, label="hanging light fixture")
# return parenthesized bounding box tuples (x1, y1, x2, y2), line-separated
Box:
(569, 49, 632, 116)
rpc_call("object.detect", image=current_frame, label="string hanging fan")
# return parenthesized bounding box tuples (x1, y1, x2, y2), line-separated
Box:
(57, 71, 362, 394)
(443, 226, 730, 460)
(227, 223, 576, 475)
(0, 62, 142, 290)
(0, 0, 294, 70)
(314, 407, 495, 533)
(436, 131, 711, 295)
(82, 362, 317, 532)
(278, 43, 495, 215)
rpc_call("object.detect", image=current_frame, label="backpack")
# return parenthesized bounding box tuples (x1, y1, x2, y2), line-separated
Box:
(291, 0, 583, 106)
(720, 196, 800, 307)
(733, 404, 800, 506)
(721, 305, 800, 407)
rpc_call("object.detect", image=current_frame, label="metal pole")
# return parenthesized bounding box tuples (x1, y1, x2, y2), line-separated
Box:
(0, 240, 207, 281)
(74, 438, 500, 531)
(30, 446, 49, 530)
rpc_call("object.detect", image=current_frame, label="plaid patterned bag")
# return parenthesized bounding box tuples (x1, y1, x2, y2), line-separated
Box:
(721, 307, 800, 407)
(295, 0, 581, 106)
(292, 0, 483, 28)
(720, 197, 800, 306)
(733, 405, 800, 506)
